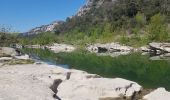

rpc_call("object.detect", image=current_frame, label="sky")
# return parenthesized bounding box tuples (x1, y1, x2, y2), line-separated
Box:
(0, 0, 86, 32)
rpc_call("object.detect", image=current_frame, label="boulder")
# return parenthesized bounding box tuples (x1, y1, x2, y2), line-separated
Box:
(58, 77, 142, 100)
(56, 69, 142, 100)
(149, 42, 170, 53)
(0, 47, 17, 56)
(143, 88, 170, 100)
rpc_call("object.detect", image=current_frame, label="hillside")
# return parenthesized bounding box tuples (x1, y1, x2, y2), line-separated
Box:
(20, 0, 170, 46)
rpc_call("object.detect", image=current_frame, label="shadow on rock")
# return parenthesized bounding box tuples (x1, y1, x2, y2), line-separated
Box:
(50, 79, 62, 100)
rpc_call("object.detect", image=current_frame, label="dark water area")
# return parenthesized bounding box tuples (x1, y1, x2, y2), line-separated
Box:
(22, 48, 170, 91)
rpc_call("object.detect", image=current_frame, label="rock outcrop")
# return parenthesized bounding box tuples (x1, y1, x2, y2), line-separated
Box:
(149, 42, 170, 53)
(0, 63, 142, 100)
(0, 47, 30, 61)
(58, 77, 141, 100)
(22, 21, 64, 36)
(87, 43, 133, 53)
(87, 42, 134, 57)
(0, 47, 17, 57)
(143, 88, 170, 100)
(77, 0, 104, 16)
(76, 0, 116, 16)
(46, 43, 75, 53)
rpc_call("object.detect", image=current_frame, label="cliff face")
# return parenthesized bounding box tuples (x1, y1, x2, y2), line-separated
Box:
(76, 0, 116, 16)
(76, 0, 104, 16)
(22, 21, 63, 36)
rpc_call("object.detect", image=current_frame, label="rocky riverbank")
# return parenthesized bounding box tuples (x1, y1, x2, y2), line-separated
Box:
(1, 47, 170, 100)
(24, 43, 75, 53)
(20, 42, 170, 58)
(0, 57, 170, 100)
(86, 42, 170, 60)
(0, 63, 142, 100)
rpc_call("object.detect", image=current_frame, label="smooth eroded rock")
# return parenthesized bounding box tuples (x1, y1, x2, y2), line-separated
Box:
(143, 88, 170, 100)
(58, 78, 142, 100)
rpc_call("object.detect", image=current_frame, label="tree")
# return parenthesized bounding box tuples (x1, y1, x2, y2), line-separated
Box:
(148, 13, 168, 41)
(135, 12, 146, 28)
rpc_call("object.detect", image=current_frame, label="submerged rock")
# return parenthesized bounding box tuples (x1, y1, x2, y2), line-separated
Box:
(143, 88, 170, 100)
(150, 53, 170, 60)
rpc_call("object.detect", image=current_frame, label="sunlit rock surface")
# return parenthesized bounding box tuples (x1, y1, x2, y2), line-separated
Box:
(149, 42, 170, 53)
(143, 88, 170, 100)
(0, 63, 142, 100)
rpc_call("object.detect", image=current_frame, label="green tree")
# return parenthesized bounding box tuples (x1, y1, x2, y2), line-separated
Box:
(135, 12, 146, 28)
(148, 13, 168, 41)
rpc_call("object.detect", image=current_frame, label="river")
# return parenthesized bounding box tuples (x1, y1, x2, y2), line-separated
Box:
(22, 48, 170, 91)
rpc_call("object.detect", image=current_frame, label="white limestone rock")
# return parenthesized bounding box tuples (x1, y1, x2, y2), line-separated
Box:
(87, 42, 134, 53)
(143, 88, 170, 100)
(14, 54, 30, 60)
(0, 47, 17, 56)
(149, 42, 170, 53)
(47, 43, 75, 53)
(58, 77, 142, 100)
(0, 63, 142, 100)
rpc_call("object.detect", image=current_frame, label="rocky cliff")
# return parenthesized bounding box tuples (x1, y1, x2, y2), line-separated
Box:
(22, 21, 63, 36)
(76, 0, 116, 16)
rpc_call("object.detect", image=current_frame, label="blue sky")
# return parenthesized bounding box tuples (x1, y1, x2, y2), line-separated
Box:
(0, 0, 86, 32)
